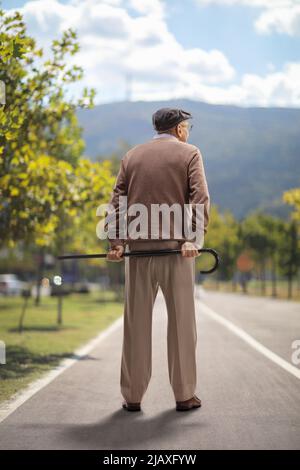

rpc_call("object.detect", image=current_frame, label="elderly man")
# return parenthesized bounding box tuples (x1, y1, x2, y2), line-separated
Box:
(105, 107, 210, 411)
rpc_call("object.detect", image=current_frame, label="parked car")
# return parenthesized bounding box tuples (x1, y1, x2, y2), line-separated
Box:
(72, 281, 90, 294)
(0, 274, 29, 296)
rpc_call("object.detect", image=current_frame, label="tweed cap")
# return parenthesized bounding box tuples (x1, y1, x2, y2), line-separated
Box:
(152, 107, 192, 132)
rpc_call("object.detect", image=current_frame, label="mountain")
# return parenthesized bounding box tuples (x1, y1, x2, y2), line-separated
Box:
(77, 99, 300, 220)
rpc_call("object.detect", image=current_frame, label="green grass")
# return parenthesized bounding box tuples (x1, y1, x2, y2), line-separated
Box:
(0, 291, 123, 403)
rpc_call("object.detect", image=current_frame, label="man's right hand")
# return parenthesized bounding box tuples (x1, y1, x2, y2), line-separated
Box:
(106, 245, 125, 262)
(181, 241, 201, 258)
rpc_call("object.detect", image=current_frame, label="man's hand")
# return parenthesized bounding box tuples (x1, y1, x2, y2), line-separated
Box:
(106, 245, 125, 262)
(181, 242, 201, 258)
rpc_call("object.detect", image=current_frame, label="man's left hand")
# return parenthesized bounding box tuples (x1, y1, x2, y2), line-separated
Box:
(181, 241, 201, 258)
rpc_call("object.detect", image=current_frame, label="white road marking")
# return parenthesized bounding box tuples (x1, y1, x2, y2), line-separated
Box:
(198, 300, 300, 380)
(0, 316, 123, 424)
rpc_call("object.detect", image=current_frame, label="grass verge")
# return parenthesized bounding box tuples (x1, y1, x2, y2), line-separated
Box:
(0, 290, 123, 403)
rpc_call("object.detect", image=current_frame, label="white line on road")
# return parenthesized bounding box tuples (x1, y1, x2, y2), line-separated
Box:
(0, 315, 123, 424)
(198, 300, 300, 380)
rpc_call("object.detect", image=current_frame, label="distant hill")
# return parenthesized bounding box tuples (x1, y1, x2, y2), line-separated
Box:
(77, 99, 300, 219)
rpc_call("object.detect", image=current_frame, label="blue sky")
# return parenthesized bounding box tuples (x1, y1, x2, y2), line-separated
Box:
(167, 1, 300, 78)
(2, 0, 300, 107)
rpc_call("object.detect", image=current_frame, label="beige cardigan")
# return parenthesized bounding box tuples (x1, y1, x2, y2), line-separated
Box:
(105, 135, 210, 249)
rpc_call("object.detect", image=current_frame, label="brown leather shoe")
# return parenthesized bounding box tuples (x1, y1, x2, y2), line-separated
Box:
(122, 400, 141, 412)
(176, 394, 202, 411)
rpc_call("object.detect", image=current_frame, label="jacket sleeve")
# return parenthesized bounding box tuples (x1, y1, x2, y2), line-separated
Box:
(186, 149, 210, 247)
(104, 158, 127, 249)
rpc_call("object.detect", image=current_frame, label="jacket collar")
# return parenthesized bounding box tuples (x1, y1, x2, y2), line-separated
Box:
(152, 133, 178, 141)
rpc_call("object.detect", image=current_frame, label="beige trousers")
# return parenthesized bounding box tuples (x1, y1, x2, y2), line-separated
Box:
(120, 240, 197, 403)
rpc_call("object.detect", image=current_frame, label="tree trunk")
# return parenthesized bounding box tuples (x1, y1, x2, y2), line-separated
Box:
(57, 294, 63, 325)
(35, 247, 45, 306)
(271, 256, 277, 298)
(19, 295, 29, 333)
(57, 261, 63, 325)
(260, 259, 266, 296)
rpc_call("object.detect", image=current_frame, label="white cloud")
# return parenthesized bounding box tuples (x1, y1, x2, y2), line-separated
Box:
(132, 61, 300, 108)
(195, 0, 300, 36)
(127, 0, 165, 17)
(5, 0, 235, 101)
(255, 4, 300, 36)
(230, 62, 300, 107)
(4, 0, 300, 107)
(196, 0, 295, 5)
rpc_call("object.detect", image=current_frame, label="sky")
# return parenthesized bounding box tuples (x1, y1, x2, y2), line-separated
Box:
(2, 0, 300, 107)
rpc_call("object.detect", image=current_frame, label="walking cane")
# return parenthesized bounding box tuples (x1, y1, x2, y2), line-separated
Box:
(57, 248, 219, 274)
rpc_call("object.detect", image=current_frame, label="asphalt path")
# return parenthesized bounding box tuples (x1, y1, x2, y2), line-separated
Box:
(0, 288, 299, 450)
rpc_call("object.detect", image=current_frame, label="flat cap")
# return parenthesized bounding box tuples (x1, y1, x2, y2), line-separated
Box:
(152, 107, 192, 132)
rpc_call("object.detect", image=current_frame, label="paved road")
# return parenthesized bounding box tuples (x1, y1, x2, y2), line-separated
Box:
(0, 289, 299, 450)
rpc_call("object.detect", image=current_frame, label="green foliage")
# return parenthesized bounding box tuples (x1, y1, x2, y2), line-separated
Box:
(204, 205, 240, 279)
(283, 188, 300, 222)
(203, 202, 299, 293)
(0, 7, 112, 253)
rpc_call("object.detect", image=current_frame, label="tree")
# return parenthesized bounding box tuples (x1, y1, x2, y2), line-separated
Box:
(204, 205, 240, 288)
(282, 188, 300, 298)
(0, 8, 115, 315)
(283, 188, 300, 222)
(240, 212, 273, 295)
(0, 8, 95, 248)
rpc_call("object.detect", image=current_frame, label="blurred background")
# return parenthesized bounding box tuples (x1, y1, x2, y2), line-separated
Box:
(0, 0, 299, 401)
